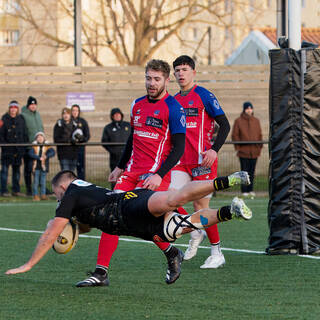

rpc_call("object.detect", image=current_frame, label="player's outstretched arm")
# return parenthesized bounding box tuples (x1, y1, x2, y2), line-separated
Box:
(5, 217, 69, 275)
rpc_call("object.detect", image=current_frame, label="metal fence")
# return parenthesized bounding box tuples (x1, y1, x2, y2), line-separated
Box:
(0, 141, 269, 192)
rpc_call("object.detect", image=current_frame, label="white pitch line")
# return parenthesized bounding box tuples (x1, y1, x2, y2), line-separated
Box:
(1, 226, 319, 260)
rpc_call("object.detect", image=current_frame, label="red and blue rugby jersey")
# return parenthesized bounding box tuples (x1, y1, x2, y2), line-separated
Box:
(175, 85, 225, 165)
(127, 92, 186, 173)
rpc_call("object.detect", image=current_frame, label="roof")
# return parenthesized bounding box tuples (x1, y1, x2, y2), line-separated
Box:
(260, 27, 320, 46)
(225, 30, 275, 65)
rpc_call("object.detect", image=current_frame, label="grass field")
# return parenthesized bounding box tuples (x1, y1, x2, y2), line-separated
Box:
(1, 196, 320, 320)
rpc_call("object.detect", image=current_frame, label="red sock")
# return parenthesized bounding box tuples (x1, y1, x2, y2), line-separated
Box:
(96, 232, 119, 267)
(176, 206, 189, 215)
(205, 224, 220, 244)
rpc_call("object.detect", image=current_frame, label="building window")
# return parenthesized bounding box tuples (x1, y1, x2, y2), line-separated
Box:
(0, 0, 19, 13)
(193, 27, 198, 40)
(250, 0, 255, 12)
(0, 30, 19, 46)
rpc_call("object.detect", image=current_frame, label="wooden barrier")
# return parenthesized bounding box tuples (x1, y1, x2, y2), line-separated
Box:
(0, 65, 269, 144)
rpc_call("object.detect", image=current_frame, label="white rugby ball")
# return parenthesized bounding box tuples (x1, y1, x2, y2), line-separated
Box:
(53, 221, 79, 254)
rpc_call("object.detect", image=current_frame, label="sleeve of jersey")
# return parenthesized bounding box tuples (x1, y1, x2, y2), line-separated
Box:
(117, 129, 133, 170)
(195, 86, 225, 118)
(55, 192, 76, 220)
(167, 96, 186, 134)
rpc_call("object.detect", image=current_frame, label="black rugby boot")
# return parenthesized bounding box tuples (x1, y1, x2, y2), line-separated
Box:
(165, 247, 184, 284)
(76, 270, 109, 287)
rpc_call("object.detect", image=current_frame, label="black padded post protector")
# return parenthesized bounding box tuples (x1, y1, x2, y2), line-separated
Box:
(267, 49, 320, 255)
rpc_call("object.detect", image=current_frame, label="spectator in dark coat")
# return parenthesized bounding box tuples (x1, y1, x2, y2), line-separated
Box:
(101, 108, 131, 189)
(231, 101, 263, 198)
(0, 101, 28, 196)
(53, 108, 79, 172)
(21, 96, 44, 196)
(71, 104, 90, 180)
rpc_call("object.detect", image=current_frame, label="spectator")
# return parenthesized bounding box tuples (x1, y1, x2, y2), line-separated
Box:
(0, 101, 28, 197)
(71, 104, 90, 180)
(101, 108, 131, 189)
(53, 108, 79, 172)
(29, 132, 55, 201)
(231, 101, 263, 198)
(21, 96, 44, 196)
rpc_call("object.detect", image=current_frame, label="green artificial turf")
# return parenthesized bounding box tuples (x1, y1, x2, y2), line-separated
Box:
(1, 197, 320, 320)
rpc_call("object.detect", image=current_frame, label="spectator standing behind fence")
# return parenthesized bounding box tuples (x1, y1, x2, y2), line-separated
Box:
(231, 101, 262, 198)
(29, 132, 55, 201)
(53, 108, 79, 172)
(0, 101, 28, 197)
(21, 96, 44, 196)
(101, 108, 131, 189)
(71, 104, 90, 180)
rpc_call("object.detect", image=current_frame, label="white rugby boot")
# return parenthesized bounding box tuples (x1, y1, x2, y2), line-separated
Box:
(183, 229, 206, 261)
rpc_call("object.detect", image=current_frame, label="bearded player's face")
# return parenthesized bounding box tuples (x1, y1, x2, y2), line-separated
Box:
(145, 69, 169, 100)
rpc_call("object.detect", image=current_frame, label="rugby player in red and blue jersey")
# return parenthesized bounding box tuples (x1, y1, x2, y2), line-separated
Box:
(169, 55, 231, 269)
(76, 60, 187, 287)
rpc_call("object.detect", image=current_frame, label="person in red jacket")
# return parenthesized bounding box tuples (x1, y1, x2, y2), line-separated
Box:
(231, 102, 263, 198)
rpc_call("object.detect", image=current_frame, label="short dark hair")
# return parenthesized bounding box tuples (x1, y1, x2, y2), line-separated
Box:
(145, 59, 170, 78)
(173, 55, 195, 70)
(51, 170, 77, 187)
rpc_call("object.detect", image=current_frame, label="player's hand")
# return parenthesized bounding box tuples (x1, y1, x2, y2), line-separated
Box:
(5, 263, 32, 275)
(200, 149, 217, 168)
(142, 174, 162, 190)
(108, 167, 123, 182)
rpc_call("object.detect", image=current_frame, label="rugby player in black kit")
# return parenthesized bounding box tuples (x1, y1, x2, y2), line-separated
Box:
(6, 170, 252, 285)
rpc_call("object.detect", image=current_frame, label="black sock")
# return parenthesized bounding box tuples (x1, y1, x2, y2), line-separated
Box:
(213, 176, 229, 191)
(217, 206, 232, 222)
(164, 246, 178, 260)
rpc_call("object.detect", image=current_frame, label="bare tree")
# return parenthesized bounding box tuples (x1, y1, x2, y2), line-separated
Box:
(7, 0, 264, 66)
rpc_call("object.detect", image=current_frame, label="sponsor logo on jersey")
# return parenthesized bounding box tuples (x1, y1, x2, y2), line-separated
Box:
(145, 116, 163, 129)
(134, 130, 159, 139)
(213, 99, 220, 109)
(133, 115, 142, 127)
(72, 179, 92, 187)
(188, 100, 194, 105)
(154, 110, 160, 115)
(124, 191, 138, 200)
(180, 115, 186, 127)
(186, 121, 197, 128)
(184, 107, 198, 117)
(136, 109, 141, 114)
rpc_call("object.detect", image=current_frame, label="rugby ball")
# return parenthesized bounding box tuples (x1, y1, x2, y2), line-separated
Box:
(53, 221, 79, 254)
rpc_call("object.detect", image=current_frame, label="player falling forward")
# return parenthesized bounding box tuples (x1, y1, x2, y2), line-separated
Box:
(5, 170, 252, 285)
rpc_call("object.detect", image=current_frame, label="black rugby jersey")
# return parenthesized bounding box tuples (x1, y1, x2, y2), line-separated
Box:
(55, 180, 123, 228)
(55, 180, 168, 241)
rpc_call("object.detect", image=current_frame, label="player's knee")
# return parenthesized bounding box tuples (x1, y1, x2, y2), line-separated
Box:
(163, 213, 202, 242)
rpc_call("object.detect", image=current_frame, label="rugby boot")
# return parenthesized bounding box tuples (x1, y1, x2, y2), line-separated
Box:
(166, 247, 184, 284)
(230, 197, 253, 220)
(228, 171, 250, 186)
(76, 270, 109, 287)
(183, 229, 206, 260)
